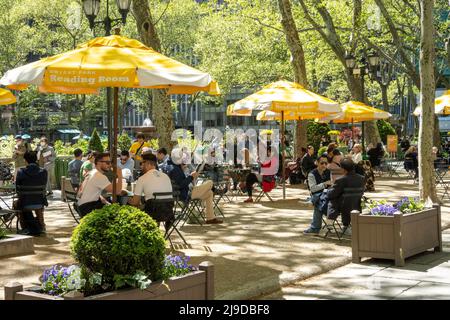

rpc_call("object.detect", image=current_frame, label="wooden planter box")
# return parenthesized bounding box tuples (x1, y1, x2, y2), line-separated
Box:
(4, 261, 214, 300)
(0, 234, 34, 258)
(351, 205, 442, 267)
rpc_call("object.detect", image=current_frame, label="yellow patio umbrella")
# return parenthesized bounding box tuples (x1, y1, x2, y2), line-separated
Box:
(0, 33, 219, 202)
(256, 110, 334, 121)
(413, 90, 450, 116)
(321, 101, 392, 123)
(0, 88, 16, 105)
(319, 101, 392, 152)
(228, 80, 340, 199)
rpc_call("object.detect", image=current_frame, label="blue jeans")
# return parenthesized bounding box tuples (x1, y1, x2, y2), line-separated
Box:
(309, 193, 323, 232)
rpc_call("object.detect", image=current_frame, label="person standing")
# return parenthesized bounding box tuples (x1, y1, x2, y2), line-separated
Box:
(80, 151, 95, 183)
(68, 148, 83, 191)
(129, 133, 149, 171)
(35, 137, 56, 196)
(12, 135, 29, 181)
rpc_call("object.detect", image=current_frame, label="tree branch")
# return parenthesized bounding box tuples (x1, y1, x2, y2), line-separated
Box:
(374, 0, 420, 87)
(241, 14, 284, 33)
(154, 0, 172, 26)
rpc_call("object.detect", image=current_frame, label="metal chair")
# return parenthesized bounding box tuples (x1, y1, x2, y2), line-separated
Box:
(146, 192, 187, 246)
(15, 184, 47, 233)
(323, 187, 364, 241)
(254, 176, 275, 202)
(64, 189, 81, 224)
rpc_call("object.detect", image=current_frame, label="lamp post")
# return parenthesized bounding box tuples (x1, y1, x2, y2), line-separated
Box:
(345, 49, 391, 152)
(82, 0, 132, 152)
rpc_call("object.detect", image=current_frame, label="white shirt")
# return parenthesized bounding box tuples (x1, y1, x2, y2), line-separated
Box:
(352, 152, 362, 164)
(134, 169, 173, 201)
(77, 169, 110, 206)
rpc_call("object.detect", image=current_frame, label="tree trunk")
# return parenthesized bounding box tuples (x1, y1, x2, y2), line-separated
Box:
(418, 0, 438, 202)
(132, 0, 175, 150)
(380, 84, 389, 111)
(277, 0, 309, 157)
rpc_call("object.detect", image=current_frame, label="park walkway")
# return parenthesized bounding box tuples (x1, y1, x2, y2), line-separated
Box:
(1, 176, 449, 300)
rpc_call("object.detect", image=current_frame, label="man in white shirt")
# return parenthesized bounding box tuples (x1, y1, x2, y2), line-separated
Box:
(128, 153, 173, 228)
(129, 153, 173, 206)
(77, 153, 123, 217)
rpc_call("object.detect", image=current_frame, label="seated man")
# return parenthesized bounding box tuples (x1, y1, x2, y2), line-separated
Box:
(156, 147, 170, 171)
(162, 148, 223, 224)
(117, 150, 135, 182)
(15, 151, 48, 235)
(77, 152, 123, 217)
(128, 153, 174, 229)
(303, 155, 332, 235)
(327, 158, 365, 236)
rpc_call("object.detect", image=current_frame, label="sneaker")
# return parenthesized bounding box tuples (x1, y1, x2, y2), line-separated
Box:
(342, 226, 352, 236)
(303, 228, 320, 236)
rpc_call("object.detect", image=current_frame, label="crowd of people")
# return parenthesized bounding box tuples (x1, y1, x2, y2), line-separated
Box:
(8, 130, 450, 238)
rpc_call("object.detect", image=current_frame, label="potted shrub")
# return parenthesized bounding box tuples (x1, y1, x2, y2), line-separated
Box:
(352, 198, 442, 266)
(4, 204, 214, 300)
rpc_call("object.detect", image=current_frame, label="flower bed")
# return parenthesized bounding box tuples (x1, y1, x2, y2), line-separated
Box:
(352, 198, 442, 266)
(4, 261, 214, 300)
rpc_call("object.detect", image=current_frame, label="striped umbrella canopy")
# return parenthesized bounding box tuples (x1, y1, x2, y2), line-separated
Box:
(0, 88, 16, 105)
(413, 90, 450, 116)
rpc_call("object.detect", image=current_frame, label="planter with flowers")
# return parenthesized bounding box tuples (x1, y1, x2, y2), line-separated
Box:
(351, 198, 442, 266)
(4, 205, 214, 300)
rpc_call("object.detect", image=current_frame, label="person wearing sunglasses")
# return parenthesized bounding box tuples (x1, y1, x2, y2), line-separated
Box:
(303, 155, 332, 235)
(77, 152, 123, 217)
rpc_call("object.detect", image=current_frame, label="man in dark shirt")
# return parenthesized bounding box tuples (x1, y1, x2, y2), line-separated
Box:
(15, 151, 48, 234)
(327, 158, 365, 236)
(303, 155, 332, 235)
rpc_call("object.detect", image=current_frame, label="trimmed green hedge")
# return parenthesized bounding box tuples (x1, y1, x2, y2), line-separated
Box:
(70, 204, 166, 286)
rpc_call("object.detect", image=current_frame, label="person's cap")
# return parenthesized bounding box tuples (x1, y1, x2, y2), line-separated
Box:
(171, 148, 184, 165)
(15, 135, 22, 140)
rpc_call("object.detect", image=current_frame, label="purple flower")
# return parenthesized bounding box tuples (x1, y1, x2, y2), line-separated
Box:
(370, 204, 398, 216)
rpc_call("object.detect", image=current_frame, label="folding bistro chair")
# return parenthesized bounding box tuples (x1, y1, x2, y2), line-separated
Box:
(64, 189, 82, 224)
(323, 187, 364, 241)
(15, 184, 47, 234)
(434, 162, 450, 200)
(254, 175, 275, 202)
(145, 192, 187, 246)
(403, 159, 418, 183)
(171, 183, 205, 227)
(386, 159, 402, 178)
(0, 208, 19, 231)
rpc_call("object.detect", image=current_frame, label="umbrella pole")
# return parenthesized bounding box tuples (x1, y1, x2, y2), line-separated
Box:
(112, 87, 119, 203)
(282, 111, 286, 199)
(362, 121, 365, 155)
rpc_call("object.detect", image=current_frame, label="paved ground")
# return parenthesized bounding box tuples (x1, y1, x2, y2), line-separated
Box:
(1, 173, 450, 300)
(259, 230, 450, 300)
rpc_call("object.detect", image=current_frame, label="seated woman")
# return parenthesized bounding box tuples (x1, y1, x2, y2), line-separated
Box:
(243, 146, 278, 203)
(404, 146, 418, 179)
(367, 142, 385, 168)
(327, 149, 345, 183)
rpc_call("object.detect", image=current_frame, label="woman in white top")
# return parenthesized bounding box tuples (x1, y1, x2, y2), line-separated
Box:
(351, 144, 363, 164)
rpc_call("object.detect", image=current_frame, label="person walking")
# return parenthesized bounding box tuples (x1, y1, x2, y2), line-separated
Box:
(35, 137, 56, 196)
(12, 135, 30, 181)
